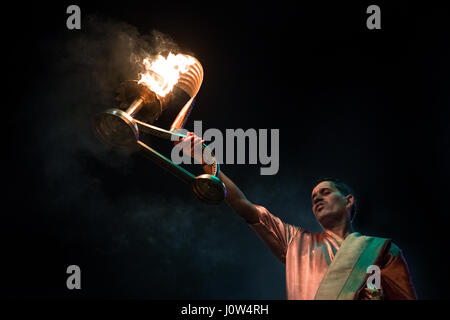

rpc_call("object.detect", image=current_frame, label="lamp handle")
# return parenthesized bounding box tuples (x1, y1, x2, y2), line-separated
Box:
(136, 140, 225, 205)
(134, 119, 220, 176)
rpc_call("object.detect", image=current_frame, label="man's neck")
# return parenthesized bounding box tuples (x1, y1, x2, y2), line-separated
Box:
(324, 221, 353, 243)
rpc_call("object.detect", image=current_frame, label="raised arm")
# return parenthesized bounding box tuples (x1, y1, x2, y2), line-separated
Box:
(203, 165, 259, 224)
(176, 132, 300, 263)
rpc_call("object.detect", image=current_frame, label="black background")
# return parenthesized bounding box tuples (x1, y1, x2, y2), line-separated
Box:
(2, 1, 449, 299)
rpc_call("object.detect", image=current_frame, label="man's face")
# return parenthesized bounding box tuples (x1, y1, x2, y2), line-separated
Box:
(311, 181, 350, 226)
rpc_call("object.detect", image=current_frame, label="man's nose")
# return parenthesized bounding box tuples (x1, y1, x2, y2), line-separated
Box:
(313, 197, 323, 205)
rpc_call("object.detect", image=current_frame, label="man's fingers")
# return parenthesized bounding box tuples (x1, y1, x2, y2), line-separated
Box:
(174, 133, 206, 159)
(176, 136, 194, 151)
(191, 138, 204, 153)
(180, 135, 195, 144)
(359, 288, 371, 300)
(174, 133, 192, 145)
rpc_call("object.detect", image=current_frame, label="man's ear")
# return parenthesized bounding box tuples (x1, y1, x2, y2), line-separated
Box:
(345, 194, 354, 210)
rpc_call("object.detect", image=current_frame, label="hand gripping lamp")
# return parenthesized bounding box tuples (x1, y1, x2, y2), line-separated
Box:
(94, 54, 226, 204)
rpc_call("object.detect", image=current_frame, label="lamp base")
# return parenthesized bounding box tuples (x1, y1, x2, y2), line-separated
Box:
(94, 108, 139, 148)
(192, 174, 227, 205)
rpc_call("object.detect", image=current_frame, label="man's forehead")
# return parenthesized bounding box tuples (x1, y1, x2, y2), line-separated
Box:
(311, 181, 336, 196)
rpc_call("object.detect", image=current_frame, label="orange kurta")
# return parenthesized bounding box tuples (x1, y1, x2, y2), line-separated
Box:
(249, 205, 417, 300)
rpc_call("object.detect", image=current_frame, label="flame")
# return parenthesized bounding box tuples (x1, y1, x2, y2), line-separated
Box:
(138, 53, 195, 97)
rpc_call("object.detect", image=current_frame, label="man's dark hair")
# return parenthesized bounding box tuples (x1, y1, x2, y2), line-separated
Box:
(313, 177, 358, 222)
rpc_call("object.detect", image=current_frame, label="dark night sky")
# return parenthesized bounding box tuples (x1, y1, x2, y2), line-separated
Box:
(2, 1, 449, 299)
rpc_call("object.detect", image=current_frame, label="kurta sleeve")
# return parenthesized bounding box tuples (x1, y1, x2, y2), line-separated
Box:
(247, 205, 301, 264)
(380, 242, 418, 300)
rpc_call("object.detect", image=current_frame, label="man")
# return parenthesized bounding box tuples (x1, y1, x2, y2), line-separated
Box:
(177, 133, 417, 300)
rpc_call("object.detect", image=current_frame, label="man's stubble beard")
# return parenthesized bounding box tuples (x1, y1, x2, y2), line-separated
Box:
(317, 208, 345, 229)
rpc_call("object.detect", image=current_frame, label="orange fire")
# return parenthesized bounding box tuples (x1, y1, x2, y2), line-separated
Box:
(138, 53, 195, 97)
